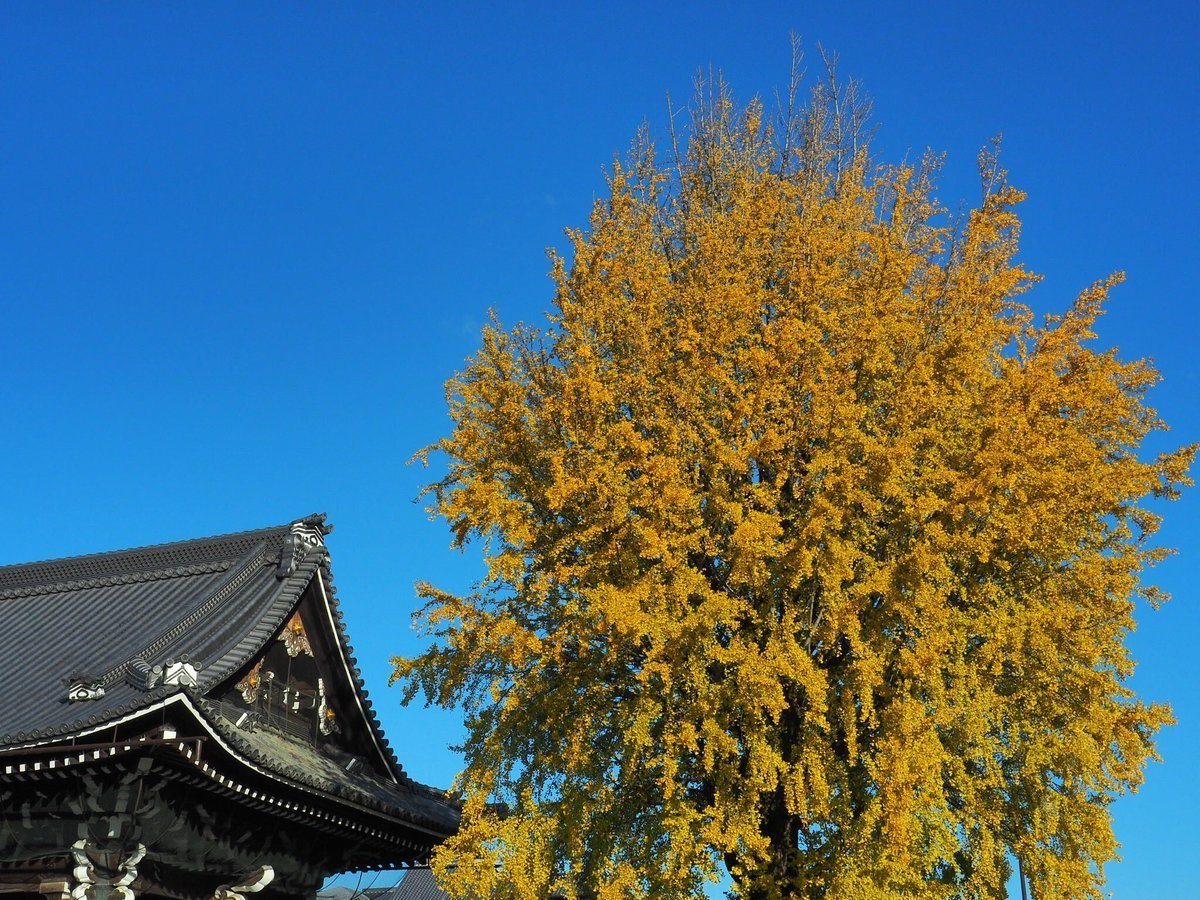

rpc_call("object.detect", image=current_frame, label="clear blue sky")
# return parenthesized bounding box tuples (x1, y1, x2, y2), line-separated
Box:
(2, 3, 1196, 896)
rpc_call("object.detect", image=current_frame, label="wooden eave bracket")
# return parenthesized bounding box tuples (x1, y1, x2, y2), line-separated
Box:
(214, 865, 274, 900)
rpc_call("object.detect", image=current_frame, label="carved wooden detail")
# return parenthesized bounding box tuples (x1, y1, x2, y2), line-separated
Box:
(316, 678, 339, 737)
(227, 609, 348, 746)
(69, 839, 145, 899)
(212, 865, 273, 900)
(235, 660, 263, 705)
(279, 613, 311, 659)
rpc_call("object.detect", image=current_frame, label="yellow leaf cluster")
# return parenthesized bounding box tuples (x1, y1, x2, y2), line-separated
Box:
(394, 70, 1193, 899)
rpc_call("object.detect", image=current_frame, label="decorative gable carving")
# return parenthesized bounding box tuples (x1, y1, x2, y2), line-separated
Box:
(280, 612, 312, 658)
(237, 660, 263, 704)
(228, 608, 340, 744)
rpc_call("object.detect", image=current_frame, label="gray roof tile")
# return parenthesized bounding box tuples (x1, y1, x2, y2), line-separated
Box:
(0, 526, 292, 745)
(317, 869, 450, 900)
(0, 515, 459, 838)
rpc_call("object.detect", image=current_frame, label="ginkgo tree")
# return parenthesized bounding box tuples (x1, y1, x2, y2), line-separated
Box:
(393, 60, 1193, 900)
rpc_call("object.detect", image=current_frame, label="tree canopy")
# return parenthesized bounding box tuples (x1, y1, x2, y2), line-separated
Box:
(394, 66, 1194, 900)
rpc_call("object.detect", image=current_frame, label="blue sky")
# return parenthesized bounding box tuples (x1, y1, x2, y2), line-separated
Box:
(1, 3, 1196, 896)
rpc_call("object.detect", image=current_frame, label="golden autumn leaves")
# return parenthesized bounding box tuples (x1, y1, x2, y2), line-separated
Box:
(393, 76, 1193, 899)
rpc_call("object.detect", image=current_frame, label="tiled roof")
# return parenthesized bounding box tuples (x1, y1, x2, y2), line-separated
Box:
(379, 869, 452, 900)
(317, 869, 450, 900)
(0, 515, 459, 838)
(0, 521, 298, 746)
(197, 700, 458, 835)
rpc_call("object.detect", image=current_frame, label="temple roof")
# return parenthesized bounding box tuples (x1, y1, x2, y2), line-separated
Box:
(0, 521, 298, 745)
(0, 514, 458, 840)
(317, 870, 450, 899)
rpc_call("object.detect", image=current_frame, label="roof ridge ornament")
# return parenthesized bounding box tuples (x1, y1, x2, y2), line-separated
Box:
(64, 674, 105, 702)
(126, 656, 163, 690)
(276, 517, 330, 580)
(162, 657, 201, 687)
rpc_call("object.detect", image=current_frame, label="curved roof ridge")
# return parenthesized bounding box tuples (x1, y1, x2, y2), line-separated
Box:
(0, 559, 233, 602)
(0, 515, 324, 591)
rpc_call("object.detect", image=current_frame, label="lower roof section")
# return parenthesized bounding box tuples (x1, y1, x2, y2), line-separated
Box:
(2, 689, 458, 847)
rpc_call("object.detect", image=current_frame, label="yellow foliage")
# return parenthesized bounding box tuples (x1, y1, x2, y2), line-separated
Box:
(393, 67, 1193, 899)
